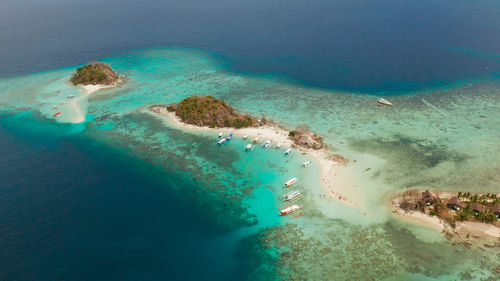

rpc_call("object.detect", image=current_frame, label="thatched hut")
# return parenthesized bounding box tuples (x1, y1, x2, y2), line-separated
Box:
(491, 204, 500, 218)
(421, 190, 435, 206)
(470, 202, 485, 215)
(447, 197, 463, 211)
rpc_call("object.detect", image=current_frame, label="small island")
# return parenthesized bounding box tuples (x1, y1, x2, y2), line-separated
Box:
(159, 95, 258, 128)
(392, 189, 500, 242)
(70, 62, 122, 86)
(150, 95, 325, 149)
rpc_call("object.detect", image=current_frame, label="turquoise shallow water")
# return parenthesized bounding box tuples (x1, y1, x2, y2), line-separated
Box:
(0, 48, 499, 280)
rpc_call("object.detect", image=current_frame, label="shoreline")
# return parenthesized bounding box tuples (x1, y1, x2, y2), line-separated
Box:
(147, 105, 365, 208)
(70, 84, 117, 123)
(51, 83, 119, 124)
(391, 194, 500, 242)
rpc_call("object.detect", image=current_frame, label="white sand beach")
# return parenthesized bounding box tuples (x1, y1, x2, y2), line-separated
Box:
(148, 106, 366, 208)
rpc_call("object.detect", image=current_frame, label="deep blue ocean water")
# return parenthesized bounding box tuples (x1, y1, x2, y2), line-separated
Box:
(0, 115, 255, 281)
(1, 0, 500, 93)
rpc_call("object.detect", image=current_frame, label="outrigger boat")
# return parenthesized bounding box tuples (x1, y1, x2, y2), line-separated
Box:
(276, 143, 282, 149)
(67, 94, 75, 99)
(262, 140, 271, 148)
(378, 98, 392, 106)
(285, 177, 297, 187)
(280, 204, 302, 217)
(303, 161, 312, 167)
(284, 148, 292, 156)
(217, 138, 227, 145)
(218, 132, 224, 138)
(227, 133, 233, 140)
(245, 144, 253, 151)
(253, 137, 259, 144)
(283, 190, 301, 201)
(53, 105, 59, 109)
(243, 135, 248, 139)
(53, 112, 62, 117)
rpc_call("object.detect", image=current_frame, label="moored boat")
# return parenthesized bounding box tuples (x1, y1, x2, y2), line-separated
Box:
(262, 140, 271, 148)
(283, 190, 301, 201)
(53, 105, 59, 109)
(217, 138, 227, 145)
(280, 204, 301, 215)
(276, 143, 282, 149)
(285, 177, 297, 187)
(303, 161, 312, 167)
(378, 98, 393, 106)
(53, 112, 62, 117)
(245, 144, 253, 151)
(253, 137, 259, 144)
(284, 148, 292, 155)
(67, 94, 75, 99)
(243, 135, 248, 139)
(218, 132, 224, 138)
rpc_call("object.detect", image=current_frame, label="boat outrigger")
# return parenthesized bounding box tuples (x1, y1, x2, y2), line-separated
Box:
(284, 148, 292, 156)
(279, 204, 303, 218)
(245, 144, 253, 151)
(378, 98, 393, 106)
(262, 140, 271, 148)
(283, 190, 301, 201)
(303, 161, 312, 167)
(285, 177, 297, 187)
(217, 138, 227, 145)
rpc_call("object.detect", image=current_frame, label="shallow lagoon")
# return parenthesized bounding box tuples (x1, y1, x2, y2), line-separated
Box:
(0, 48, 499, 280)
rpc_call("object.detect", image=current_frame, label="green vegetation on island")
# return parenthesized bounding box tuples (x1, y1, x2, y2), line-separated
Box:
(164, 96, 257, 128)
(70, 62, 120, 85)
(398, 190, 500, 227)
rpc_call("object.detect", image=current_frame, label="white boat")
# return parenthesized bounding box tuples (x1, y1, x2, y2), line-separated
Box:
(67, 94, 75, 99)
(262, 140, 271, 148)
(227, 133, 233, 140)
(283, 190, 301, 201)
(245, 144, 253, 151)
(303, 161, 312, 167)
(378, 98, 392, 106)
(243, 135, 248, 139)
(280, 204, 301, 215)
(284, 148, 292, 155)
(53, 105, 59, 109)
(276, 143, 282, 149)
(218, 132, 224, 138)
(217, 138, 227, 145)
(285, 177, 297, 187)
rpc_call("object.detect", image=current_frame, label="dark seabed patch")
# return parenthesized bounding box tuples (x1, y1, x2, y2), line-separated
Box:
(348, 134, 470, 188)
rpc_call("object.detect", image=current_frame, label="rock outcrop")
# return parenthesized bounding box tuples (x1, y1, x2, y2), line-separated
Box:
(288, 126, 325, 150)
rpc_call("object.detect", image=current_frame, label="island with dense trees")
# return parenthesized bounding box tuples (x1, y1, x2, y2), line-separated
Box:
(151, 96, 258, 129)
(70, 62, 122, 86)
